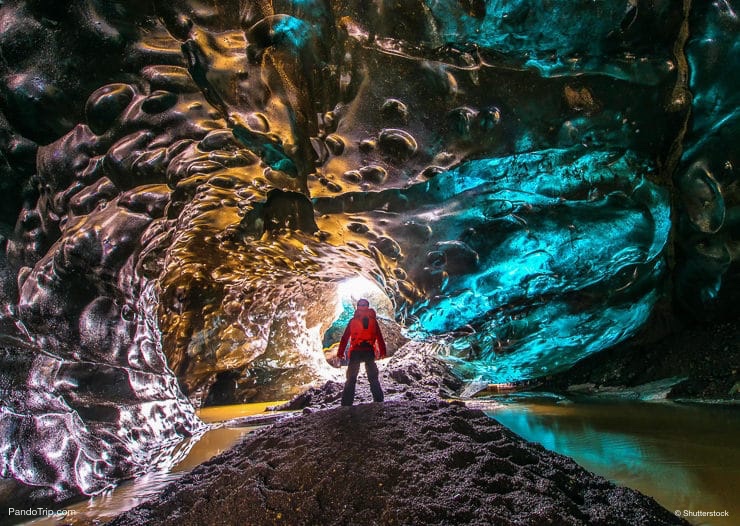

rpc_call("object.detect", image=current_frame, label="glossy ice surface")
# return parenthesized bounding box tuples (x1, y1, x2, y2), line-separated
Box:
(0, 0, 737, 504)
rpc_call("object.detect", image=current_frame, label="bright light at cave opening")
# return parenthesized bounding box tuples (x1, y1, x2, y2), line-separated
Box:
(335, 276, 389, 317)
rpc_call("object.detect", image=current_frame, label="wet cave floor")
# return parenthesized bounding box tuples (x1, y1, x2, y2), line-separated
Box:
(486, 396, 740, 526)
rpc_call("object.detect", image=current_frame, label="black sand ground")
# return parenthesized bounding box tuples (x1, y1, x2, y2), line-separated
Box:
(109, 401, 686, 525)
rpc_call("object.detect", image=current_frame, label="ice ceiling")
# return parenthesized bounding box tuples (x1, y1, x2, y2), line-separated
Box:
(0, 0, 738, 504)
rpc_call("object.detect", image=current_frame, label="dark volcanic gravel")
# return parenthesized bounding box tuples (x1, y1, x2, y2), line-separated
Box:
(538, 319, 740, 400)
(108, 400, 687, 526)
(273, 340, 465, 411)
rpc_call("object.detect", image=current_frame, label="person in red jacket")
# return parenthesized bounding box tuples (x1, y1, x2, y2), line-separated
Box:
(336, 298, 386, 406)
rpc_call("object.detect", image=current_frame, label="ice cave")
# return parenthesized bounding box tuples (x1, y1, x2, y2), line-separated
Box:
(0, 1, 737, 525)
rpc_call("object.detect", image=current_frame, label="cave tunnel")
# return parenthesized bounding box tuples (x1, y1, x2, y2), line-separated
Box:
(0, 0, 738, 523)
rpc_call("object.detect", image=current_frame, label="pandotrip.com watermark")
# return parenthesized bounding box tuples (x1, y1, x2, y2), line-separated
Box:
(675, 509, 730, 519)
(7, 508, 77, 519)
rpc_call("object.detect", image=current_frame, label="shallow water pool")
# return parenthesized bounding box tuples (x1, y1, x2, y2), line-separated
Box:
(485, 395, 740, 526)
(22, 402, 288, 525)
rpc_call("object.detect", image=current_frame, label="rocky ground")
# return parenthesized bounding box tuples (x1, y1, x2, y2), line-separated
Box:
(277, 340, 464, 411)
(104, 316, 737, 525)
(108, 399, 687, 526)
(536, 318, 739, 401)
(108, 341, 689, 526)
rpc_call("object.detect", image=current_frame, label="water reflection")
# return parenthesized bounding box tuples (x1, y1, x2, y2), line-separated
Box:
(197, 400, 289, 424)
(20, 398, 739, 526)
(23, 402, 287, 525)
(23, 426, 256, 526)
(486, 396, 740, 526)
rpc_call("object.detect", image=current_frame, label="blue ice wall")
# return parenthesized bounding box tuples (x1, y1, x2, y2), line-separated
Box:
(365, 1, 679, 382)
(403, 148, 670, 382)
(675, 1, 740, 315)
(306, 0, 701, 383)
(423, 0, 678, 82)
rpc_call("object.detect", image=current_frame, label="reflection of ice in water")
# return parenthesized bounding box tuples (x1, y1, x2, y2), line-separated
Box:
(25, 425, 257, 525)
(486, 398, 740, 526)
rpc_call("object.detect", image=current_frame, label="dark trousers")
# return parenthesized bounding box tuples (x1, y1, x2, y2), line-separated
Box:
(341, 349, 384, 406)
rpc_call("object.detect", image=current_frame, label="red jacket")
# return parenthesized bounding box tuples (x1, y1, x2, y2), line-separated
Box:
(337, 306, 387, 360)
